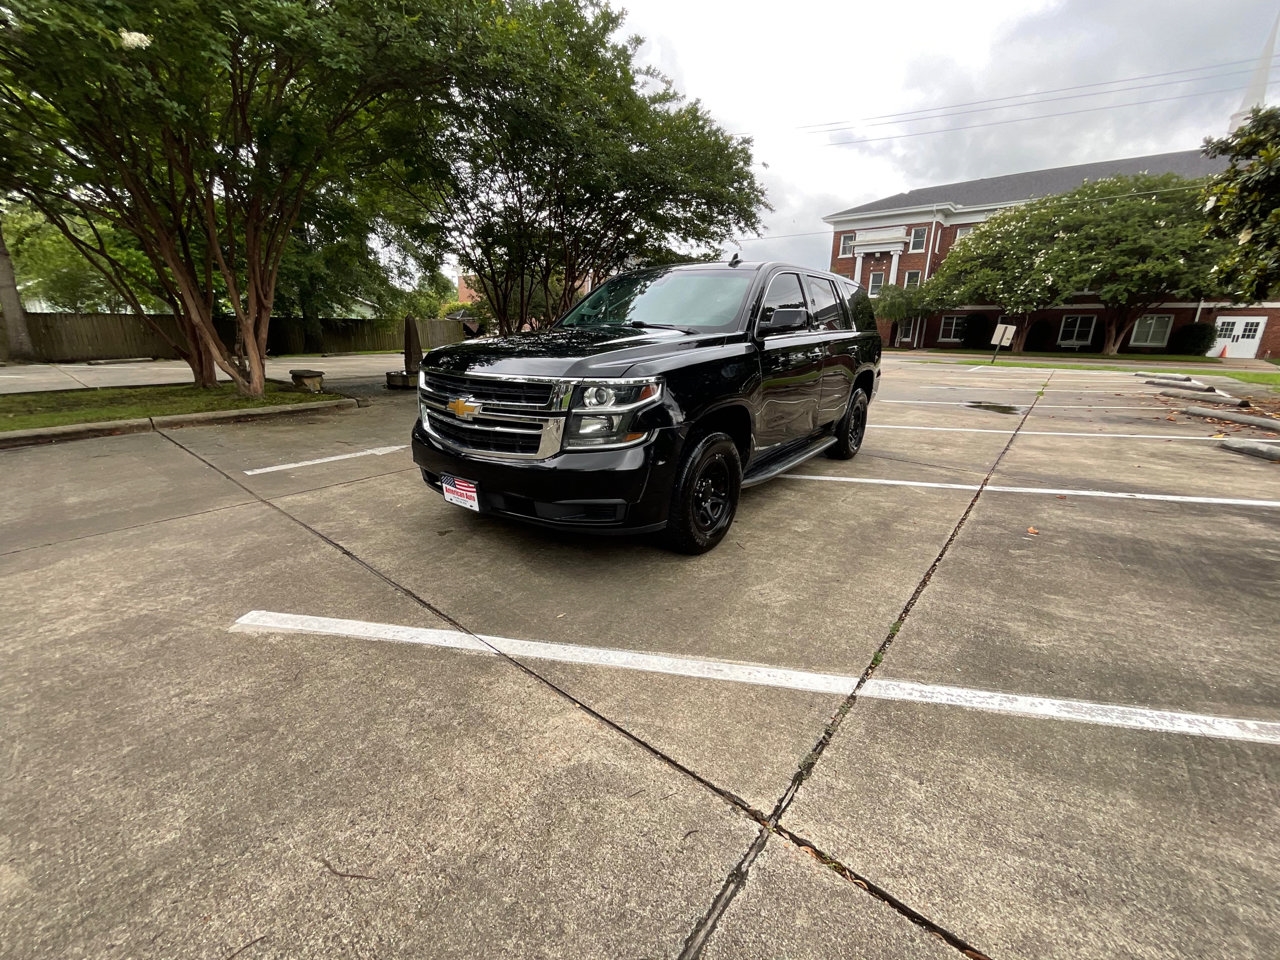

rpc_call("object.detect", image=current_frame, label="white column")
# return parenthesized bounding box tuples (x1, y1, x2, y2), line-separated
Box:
(853, 254, 864, 284)
(889, 249, 901, 285)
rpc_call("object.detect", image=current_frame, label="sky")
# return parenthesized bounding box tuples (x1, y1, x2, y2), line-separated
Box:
(615, 0, 1280, 269)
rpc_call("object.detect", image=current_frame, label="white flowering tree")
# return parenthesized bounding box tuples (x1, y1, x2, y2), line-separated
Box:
(927, 173, 1226, 354)
(0, 1, 494, 393)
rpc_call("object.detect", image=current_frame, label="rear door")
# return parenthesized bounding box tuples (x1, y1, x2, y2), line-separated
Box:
(752, 271, 823, 452)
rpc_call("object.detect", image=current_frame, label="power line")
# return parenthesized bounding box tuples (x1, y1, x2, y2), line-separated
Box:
(823, 82, 1276, 147)
(825, 65, 1275, 133)
(799, 54, 1280, 130)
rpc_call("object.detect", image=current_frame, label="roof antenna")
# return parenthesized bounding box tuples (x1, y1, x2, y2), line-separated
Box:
(728, 252, 741, 267)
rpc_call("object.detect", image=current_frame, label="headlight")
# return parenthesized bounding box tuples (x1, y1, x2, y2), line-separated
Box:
(564, 378, 663, 449)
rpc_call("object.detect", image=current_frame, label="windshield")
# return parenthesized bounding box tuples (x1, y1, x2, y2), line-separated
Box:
(557, 270, 753, 331)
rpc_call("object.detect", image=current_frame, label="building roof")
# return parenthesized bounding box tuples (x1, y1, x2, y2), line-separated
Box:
(826, 149, 1228, 219)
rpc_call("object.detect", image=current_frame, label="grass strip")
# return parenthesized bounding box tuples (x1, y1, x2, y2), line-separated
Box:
(0, 383, 336, 432)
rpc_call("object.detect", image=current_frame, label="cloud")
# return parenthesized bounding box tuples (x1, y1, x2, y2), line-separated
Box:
(840, 0, 1278, 186)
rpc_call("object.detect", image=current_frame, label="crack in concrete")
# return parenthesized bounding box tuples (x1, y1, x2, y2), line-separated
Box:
(678, 372, 1052, 958)
(155, 429, 771, 828)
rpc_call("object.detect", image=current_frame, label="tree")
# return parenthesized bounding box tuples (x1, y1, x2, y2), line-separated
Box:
(1203, 106, 1280, 302)
(3, 201, 160, 313)
(924, 202, 1063, 352)
(871, 283, 931, 323)
(926, 174, 1225, 354)
(0, 1, 489, 393)
(405, 0, 766, 336)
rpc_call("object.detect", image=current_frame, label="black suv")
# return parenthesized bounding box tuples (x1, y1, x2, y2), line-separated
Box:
(411, 260, 881, 553)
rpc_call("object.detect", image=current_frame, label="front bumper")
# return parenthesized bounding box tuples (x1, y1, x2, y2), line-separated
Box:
(411, 419, 685, 533)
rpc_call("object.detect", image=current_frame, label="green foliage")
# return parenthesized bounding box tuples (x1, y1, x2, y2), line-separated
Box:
(925, 173, 1227, 354)
(1203, 107, 1280, 302)
(871, 283, 930, 322)
(1167, 321, 1218, 356)
(2, 202, 160, 312)
(407, 0, 768, 335)
(0, 0, 488, 391)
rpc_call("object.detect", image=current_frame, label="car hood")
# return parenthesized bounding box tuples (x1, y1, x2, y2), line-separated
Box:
(423, 326, 733, 378)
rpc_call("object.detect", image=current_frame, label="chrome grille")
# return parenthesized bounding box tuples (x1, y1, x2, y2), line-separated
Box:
(421, 369, 557, 408)
(425, 412, 543, 456)
(419, 369, 567, 460)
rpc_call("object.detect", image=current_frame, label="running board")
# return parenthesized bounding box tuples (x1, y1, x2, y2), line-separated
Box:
(742, 436, 836, 488)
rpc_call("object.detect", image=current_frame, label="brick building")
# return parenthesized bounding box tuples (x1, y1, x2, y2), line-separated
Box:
(823, 150, 1280, 360)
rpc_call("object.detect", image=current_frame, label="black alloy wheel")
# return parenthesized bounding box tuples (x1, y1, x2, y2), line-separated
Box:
(828, 386, 869, 459)
(664, 431, 742, 554)
(692, 458, 732, 534)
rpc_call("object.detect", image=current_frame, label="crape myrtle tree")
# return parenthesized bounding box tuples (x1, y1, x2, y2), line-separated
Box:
(399, 0, 767, 336)
(0, 0, 495, 394)
(924, 202, 1062, 353)
(1203, 106, 1280, 302)
(926, 173, 1225, 354)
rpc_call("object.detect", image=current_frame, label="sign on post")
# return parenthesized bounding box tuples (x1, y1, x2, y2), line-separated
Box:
(990, 323, 1016, 363)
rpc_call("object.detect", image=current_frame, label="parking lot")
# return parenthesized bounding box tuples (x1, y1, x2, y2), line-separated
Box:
(3, 355, 1278, 959)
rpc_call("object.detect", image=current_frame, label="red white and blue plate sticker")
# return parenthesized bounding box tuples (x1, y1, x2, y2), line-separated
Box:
(441, 475, 480, 511)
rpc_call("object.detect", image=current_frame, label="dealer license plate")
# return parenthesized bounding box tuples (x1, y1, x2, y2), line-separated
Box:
(441, 475, 480, 511)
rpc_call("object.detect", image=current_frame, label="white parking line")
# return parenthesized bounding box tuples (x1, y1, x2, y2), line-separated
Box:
(784, 474, 1280, 508)
(231, 611, 1280, 745)
(870, 425, 1280, 442)
(243, 445, 408, 475)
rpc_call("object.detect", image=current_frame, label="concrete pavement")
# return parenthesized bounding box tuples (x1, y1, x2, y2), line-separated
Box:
(2, 357, 1277, 958)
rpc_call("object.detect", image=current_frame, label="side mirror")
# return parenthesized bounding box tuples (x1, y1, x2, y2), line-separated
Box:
(759, 308, 808, 335)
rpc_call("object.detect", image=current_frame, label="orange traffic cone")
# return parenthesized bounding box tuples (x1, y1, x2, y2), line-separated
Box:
(1219, 344, 1229, 358)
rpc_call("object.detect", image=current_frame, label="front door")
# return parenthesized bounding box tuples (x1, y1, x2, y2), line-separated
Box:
(1207, 317, 1268, 359)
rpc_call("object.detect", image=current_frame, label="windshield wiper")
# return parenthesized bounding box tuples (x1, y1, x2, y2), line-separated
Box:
(626, 320, 693, 333)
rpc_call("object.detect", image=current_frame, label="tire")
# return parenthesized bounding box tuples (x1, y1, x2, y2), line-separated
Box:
(663, 431, 742, 554)
(827, 386, 869, 460)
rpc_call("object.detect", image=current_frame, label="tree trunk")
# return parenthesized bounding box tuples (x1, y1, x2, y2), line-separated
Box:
(175, 312, 219, 387)
(0, 220, 34, 361)
(1101, 309, 1138, 356)
(1011, 315, 1031, 353)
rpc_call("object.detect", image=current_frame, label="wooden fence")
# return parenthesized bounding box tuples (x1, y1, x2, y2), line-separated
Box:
(25, 313, 461, 363)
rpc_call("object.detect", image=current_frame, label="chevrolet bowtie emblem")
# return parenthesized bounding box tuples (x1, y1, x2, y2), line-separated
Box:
(447, 397, 481, 420)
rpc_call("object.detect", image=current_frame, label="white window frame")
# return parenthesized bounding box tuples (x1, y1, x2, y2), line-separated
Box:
(898, 317, 916, 343)
(1058, 314, 1096, 347)
(909, 227, 927, 252)
(903, 270, 921, 289)
(838, 234, 855, 257)
(939, 316, 964, 342)
(954, 226, 974, 240)
(868, 271, 885, 296)
(1130, 314, 1172, 348)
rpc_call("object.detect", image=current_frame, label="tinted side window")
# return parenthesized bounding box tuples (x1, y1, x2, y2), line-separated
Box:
(758, 272, 807, 326)
(840, 281, 872, 332)
(807, 275, 844, 330)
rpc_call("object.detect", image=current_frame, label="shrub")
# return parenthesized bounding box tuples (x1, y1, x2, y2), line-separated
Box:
(1168, 321, 1218, 356)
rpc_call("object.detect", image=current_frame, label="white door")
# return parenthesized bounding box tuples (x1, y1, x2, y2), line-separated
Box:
(1207, 317, 1267, 358)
